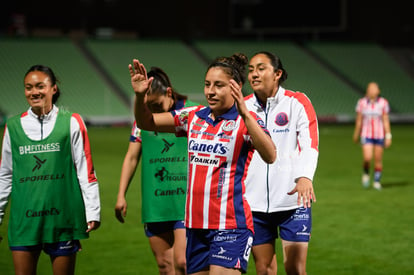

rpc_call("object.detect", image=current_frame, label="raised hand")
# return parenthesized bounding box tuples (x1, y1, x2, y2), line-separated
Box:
(129, 59, 153, 95)
(229, 79, 248, 117)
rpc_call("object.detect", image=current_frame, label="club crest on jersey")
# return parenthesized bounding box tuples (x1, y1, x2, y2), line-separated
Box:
(222, 120, 236, 131)
(275, 112, 289, 126)
(256, 118, 265, 127)
(178, 111, 189, 124)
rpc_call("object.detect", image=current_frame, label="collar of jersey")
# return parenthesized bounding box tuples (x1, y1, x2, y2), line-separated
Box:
(173, 99, 185, 111)
(253, 86, 285, 110)
(29, 105, 58, 122)
(196, 104, 238, 126)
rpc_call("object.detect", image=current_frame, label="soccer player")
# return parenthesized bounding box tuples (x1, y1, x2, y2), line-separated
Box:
(115, 66, 198, 275)
(353, 81, 392, 190)
(0, 65, 101, 275)
(244, 51, 319, 275)
(130, 53, 276, 274)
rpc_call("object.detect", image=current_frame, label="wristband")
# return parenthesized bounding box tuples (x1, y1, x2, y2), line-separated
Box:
(385, 133, 392, 139)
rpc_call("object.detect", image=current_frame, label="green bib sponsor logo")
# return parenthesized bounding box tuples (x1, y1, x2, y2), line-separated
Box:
(26, 207, 61, 218)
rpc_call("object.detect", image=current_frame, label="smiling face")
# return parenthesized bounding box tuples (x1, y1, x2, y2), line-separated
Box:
(204, 67, 235, 118)
(248, 53, 282, 99)
(24, 71, 56, 116)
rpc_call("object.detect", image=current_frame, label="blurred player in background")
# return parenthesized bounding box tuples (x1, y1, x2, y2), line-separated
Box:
(115, 66, 198, 275)
(353, 81, 392, 190)
(244, 51, 319, 275)
(0, 64, 101, 275)
(130, 53, 276, 274)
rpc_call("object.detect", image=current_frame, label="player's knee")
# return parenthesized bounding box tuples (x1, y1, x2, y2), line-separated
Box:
(155, 256, 173, 273)
(157, 262, 173, 274)
(284, 261, 306, 275)
(255, 262, 275, 275)
(175, 257, 186, 272)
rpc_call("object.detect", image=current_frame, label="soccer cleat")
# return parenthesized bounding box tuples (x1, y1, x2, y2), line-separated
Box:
(362, 174, 370, 188)
(373, 181, 382, 190)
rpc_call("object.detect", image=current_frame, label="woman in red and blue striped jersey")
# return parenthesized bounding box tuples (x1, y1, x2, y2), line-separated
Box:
(130, 53, 276, 275)
(353, 81, 392, 190)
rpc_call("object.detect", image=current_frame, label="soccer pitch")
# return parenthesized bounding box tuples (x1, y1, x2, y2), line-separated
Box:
(0, 124, 413, 274)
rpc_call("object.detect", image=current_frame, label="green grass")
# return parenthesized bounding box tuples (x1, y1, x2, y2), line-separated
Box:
(1, 124, 414, 274)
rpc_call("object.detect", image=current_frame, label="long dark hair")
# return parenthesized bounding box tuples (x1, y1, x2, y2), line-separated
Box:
(207, 53, 248, 85)
(147, 67, 187, 103)
(24, 65, 61, 104)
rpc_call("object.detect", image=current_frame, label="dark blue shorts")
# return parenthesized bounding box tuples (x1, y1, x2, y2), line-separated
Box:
(252, 207, 312, 245)
(10, 240, 81, 257)
(361, 137, 385, 146)
(186, 228, 253, 274)
(144, 220, 185, 237)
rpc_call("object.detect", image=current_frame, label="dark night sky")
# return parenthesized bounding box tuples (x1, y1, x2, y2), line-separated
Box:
(1, 0, 413, 45)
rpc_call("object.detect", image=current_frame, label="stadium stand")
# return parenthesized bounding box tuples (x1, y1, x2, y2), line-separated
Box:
(305, 41, 414, 114)
(0, 38, 130, 125)
(83, 38, 207, 105)
(191, 39, 362, 121)
(1, 37, 413, 125)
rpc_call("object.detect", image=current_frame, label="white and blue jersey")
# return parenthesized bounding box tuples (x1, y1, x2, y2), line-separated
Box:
(244, 87, 319, 212)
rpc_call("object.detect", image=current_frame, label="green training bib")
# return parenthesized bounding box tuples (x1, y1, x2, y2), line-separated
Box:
(7, 111, 88, 246)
